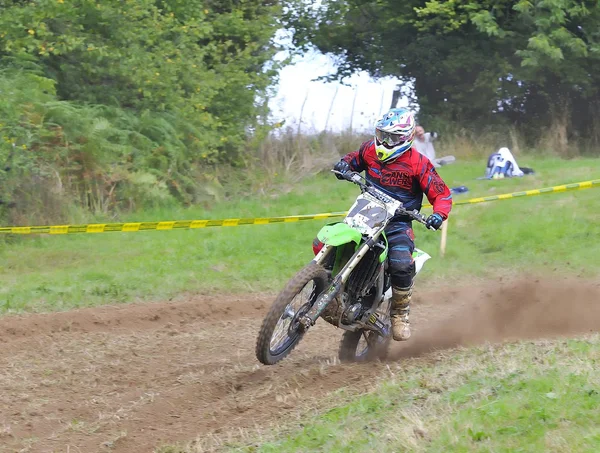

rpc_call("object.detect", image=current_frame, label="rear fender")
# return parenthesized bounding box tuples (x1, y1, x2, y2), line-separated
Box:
(413, 248, 431, 276)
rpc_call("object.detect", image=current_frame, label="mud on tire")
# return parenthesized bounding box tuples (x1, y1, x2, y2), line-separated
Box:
(255, 263, 329, 365)
(338, 329, 390, 363)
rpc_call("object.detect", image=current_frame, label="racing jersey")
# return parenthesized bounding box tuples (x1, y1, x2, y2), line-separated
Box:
(341, 139, 452, 221)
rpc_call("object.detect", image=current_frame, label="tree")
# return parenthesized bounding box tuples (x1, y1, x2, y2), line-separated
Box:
(0, 0, 286, 220)
(0, 0, 282, 163)
(286, 0, 600, 149)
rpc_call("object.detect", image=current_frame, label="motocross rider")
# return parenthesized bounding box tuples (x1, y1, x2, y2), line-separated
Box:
(333, 108, 452, 341)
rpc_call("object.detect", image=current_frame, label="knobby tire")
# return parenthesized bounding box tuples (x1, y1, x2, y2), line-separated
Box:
(255, 263, 329, 365)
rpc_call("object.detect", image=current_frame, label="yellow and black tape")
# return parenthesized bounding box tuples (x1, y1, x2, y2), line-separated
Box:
(1, 179, 598, 235)
(0, 212, 348, 235)
(449, 179, 600, 207)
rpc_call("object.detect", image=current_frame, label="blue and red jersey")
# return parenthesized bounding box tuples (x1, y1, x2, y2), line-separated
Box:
(341, 140, 452, 221)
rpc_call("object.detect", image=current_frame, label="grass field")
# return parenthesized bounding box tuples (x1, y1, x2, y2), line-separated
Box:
(232, 336, 600, 453)
(0, 157, 598, 313)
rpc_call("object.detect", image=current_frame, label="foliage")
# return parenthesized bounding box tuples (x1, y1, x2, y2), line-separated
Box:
(0, 0, 283, 222)
(285, 0, 600, 151)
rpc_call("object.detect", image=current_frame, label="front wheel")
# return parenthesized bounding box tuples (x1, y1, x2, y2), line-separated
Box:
(338, 329, 391, 363)
(256, 263, 329, 365)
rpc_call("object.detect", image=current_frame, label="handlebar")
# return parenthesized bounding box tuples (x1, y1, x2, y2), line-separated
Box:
(332, 170, 428, 225)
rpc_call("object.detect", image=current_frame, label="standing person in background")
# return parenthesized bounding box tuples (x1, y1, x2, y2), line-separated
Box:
(413, 126, 456, 167)
(413, 126, 439, 164)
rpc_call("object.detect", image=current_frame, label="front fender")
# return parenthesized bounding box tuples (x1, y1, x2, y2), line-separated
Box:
(317, 222, 362, 247)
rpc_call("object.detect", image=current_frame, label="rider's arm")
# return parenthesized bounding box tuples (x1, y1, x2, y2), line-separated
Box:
(340, 140, 372, 173)
(414, 153, 452, 220)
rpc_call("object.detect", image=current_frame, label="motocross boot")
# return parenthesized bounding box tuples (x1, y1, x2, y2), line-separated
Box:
(390, 285, 412, 341)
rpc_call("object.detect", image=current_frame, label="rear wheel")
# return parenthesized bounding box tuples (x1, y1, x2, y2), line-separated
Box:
(338, 329, 391, 363)
(256, 263, 329, 365)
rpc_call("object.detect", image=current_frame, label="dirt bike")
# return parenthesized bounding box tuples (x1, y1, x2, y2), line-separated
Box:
(255, 170, 434, 365)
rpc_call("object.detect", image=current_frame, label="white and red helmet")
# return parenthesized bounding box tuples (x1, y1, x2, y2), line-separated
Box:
(374, 108, 416, 162)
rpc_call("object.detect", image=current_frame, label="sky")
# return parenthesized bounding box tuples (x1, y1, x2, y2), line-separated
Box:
(268, 48, 409, 134)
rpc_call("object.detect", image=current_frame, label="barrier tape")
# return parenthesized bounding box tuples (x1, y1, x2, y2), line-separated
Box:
(450, 179, 600, 207)
(1, 179, 598, 235)
(0, 213, 348, 235)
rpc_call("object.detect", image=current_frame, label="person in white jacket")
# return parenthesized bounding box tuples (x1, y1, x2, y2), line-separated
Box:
(413, 126, 455, 168)
(413, 126, 437, 162)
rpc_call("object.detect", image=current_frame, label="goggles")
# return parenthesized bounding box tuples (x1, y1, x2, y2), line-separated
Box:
(375, 129, 411, 147)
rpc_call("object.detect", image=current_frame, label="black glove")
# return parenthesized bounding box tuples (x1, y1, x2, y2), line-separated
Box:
(426, 213, 444, 230)
(333, 160, 351, 180)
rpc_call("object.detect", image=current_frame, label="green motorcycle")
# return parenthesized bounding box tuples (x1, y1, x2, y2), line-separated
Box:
(256, 171, 432, 365)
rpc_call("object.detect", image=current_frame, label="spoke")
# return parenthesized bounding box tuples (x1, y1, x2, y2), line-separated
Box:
(269, 280, 316, 355)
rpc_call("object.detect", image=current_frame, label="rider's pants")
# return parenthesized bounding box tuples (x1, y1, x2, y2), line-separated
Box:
(386, 220, 415, 289)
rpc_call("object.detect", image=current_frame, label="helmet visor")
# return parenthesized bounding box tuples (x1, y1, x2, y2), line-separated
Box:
(375, 129, 410, 147)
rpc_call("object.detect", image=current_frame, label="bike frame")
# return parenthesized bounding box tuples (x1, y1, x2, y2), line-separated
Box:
(298, 171, 432, 334)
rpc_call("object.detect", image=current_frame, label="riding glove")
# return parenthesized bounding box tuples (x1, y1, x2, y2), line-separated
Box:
(333, 160, 351, 179)
(426, 213, 444, 230)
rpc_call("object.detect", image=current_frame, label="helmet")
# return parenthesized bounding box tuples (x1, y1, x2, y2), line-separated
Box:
(374, 108, 416, 162)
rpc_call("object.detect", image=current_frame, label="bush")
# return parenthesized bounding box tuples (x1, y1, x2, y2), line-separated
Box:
(0, 0, 283, 224)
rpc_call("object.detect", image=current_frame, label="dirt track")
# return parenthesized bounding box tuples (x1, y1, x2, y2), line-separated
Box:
(1, 277, 599, 452)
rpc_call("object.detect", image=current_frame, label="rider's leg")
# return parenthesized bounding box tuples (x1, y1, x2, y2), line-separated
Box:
(386, 222, 415, 341)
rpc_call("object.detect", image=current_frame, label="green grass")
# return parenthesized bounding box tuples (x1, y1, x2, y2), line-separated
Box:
(0, 156, 598, 313)
(230, 336, 600, 452)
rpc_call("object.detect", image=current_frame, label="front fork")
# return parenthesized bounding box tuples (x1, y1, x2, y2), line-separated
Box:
(298, 235, 381, 333)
